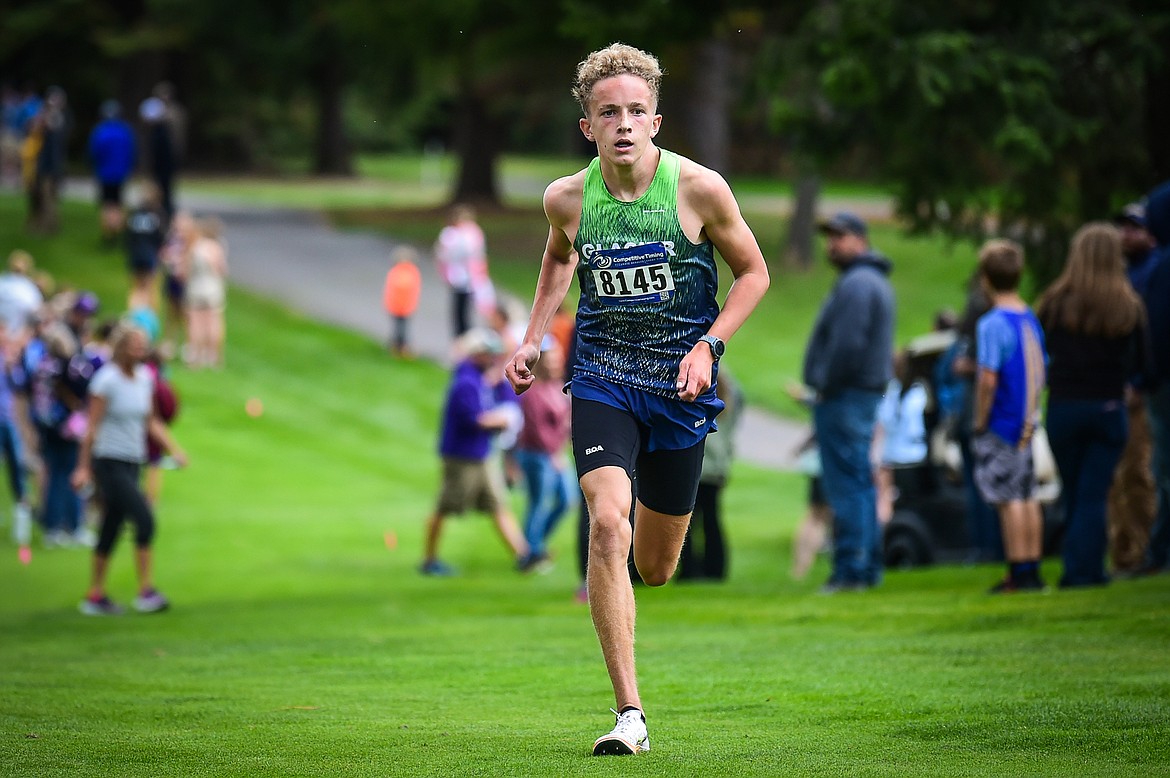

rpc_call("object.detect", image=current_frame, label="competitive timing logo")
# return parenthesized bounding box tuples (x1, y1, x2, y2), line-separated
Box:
(580, 240, 676, 264)
(591, 250, 671, 269)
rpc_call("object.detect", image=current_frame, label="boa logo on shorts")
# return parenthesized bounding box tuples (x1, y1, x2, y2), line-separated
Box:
(584, 445, 605, 455)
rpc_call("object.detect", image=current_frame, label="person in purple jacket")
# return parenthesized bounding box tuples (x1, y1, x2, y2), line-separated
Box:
(419, 328, 528, 576)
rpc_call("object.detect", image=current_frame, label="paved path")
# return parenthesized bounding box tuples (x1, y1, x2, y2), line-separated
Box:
(72, 181, 809, 470)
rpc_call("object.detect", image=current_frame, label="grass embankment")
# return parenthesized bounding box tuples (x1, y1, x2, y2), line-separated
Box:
(0, 195, 1167, 776)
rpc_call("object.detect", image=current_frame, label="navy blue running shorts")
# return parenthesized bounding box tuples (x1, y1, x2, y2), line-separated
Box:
(571, 397, 706, 516)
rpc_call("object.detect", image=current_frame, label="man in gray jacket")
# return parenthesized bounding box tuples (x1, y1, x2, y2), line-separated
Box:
(802, 212, 895, 591)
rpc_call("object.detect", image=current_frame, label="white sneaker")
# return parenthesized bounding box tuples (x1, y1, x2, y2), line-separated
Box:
(12, 503, 31, 546)
(79, 595, 126, 616)
(43, 530, 70, 548)
(73, 527, 96, 548)
(133, 589, 170, 614)
(592, 708, 650, 756)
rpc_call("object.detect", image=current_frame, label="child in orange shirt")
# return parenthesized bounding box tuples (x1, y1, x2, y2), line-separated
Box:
(384, 247, 422, 357)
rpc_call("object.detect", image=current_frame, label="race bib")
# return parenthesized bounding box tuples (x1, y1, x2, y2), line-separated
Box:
(590, 243, 675, 306)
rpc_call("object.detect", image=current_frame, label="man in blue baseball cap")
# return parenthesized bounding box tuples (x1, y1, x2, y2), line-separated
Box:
(1115, 202, 1157, 298)
(819, 211, 869, 240)
(802, 211, 896, 592)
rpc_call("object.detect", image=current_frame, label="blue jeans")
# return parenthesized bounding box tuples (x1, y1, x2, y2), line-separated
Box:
(0, 420, 26, 502)
(40, 430, 81, 535)
(1146, 385, 1170, 569)
(515, 448, 575, 559)
(815, 389, 883, 586)
(1047, 399, 1127, 586)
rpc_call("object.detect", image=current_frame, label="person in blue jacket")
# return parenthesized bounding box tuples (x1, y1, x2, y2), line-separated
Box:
(88, 100, 136, 244)
(801, 211, 896, 592)
(1140, 181, 1170, 574)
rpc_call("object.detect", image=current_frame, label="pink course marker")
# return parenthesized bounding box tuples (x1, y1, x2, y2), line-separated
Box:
(18, 546, 31, 565)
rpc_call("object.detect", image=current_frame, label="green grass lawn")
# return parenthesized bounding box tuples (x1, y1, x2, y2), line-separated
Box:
(182, 154, 579, 210)
(185, 153, 892, 211)
(2, 196, 1167, 777)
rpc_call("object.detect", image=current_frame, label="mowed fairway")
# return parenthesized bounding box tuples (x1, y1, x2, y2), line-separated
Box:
(1, 197, 1169, 777)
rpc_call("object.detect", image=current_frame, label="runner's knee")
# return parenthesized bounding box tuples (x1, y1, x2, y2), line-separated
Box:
(635, 559, 675, 587)
(589, 510, 632, 559)
(633, 539, 682, 587)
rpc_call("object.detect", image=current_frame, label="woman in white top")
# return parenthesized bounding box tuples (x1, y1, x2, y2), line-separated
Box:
(183, 216, 228, 368)
(72, 325, 187, 616)
(434, 204, 489, 338)
(875, 351, 929, 525)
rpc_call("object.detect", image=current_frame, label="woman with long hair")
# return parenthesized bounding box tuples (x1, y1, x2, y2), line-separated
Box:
(1036, 222, 1148, 588)
(72, 325, 187, 615)
(183, 217, 228, 368)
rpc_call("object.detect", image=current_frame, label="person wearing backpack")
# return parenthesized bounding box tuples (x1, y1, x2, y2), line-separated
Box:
(143, 347, 179, 506)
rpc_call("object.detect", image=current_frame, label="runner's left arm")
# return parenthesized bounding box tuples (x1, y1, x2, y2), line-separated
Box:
(676, 169, 770, 402)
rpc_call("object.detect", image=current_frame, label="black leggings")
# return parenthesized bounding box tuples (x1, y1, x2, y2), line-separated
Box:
(679, 481, 727, 580)
(94, 458, 155, 556)
(390, 315, 410, 351)
(452, 290, 473, 338)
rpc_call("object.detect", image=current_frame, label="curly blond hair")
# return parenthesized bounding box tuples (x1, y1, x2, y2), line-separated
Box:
(572, 43, 663, 116)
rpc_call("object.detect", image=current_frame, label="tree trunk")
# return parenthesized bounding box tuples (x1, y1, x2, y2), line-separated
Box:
(686, 38, 731, 174)
(784, 171, 820, 270)
(313, 38, 353, 177)
(1145, 58, 1170, 182)
(451, 86, 502, 206)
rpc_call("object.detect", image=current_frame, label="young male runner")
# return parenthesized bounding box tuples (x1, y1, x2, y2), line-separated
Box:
(504, 43, 770, 755)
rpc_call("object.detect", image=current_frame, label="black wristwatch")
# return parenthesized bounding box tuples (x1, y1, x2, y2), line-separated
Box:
(698, 334, 725, 362)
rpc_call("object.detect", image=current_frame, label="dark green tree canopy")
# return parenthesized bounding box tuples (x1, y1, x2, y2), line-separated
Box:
(3, 0, 1166, 243)
(777, 0, 1169, 281)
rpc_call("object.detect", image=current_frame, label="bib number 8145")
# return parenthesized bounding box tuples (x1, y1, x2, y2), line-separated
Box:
(594, 263, 674, 304)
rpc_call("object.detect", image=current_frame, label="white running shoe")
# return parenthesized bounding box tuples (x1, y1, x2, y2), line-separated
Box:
(133, 589, 170, 613)
(72, 527, 97, 548)
(43, 530, 69, 549)
(79, 595, 125, 616)
(12, 503, 31, 546)
(592, 708, 650, 756)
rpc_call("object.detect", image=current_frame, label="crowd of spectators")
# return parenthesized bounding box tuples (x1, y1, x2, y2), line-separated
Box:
(11, 79, 1168, 604)
(2, 81, 184, 239)
(799, 179, 1170, 594)
(1, 83, 217, 614)
(0, 249, 185, 558)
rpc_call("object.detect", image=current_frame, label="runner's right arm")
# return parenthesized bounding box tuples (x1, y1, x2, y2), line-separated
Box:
(505, 174, 583, 394)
